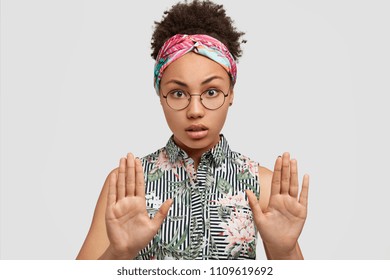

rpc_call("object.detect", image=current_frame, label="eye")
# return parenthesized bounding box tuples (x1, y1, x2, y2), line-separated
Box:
(169, 90, 188, 99)
(203, 89, 221, 98)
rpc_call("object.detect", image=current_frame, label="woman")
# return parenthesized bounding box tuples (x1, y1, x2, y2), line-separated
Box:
(77, 0, 309, 260)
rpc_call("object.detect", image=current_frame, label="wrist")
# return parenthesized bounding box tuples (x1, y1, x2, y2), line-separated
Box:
(99, 245, 138, 260)
(264, 242, 304, 260)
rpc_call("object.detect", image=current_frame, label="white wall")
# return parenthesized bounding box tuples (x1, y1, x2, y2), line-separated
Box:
(1, 0, 389, 259)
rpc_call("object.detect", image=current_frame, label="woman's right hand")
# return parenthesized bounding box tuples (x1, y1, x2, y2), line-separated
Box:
(102, 153, 173, 259)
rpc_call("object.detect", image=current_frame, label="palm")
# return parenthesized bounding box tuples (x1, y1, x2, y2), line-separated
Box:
(105, 154, 172, 259)
(247, 153, 309, 254)
(106, 197, 152, 253)
(258, 193, 307, 250)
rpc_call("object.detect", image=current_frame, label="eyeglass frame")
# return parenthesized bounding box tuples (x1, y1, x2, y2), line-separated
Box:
(160, 87, 231, 111)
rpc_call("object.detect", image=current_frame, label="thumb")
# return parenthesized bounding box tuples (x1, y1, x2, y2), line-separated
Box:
(246, 190, 265, 224)
(151, 198, 173, 229)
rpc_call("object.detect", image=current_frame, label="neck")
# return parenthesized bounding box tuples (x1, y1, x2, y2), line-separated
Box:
(173, 135, 221, 170)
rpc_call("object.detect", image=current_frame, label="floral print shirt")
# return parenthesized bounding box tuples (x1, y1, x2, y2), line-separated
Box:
(136, 135, 260, 260)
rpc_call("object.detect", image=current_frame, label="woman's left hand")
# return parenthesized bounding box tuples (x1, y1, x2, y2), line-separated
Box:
(247, 152, 309, 258)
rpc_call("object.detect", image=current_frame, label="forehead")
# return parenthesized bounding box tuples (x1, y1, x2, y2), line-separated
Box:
(160, 52, 230, 86)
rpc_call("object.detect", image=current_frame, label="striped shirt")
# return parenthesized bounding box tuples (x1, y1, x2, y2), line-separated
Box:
(137, 135, 260, 260)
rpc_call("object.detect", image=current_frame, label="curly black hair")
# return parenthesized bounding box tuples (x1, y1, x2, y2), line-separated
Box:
(151, 0, 245, 61)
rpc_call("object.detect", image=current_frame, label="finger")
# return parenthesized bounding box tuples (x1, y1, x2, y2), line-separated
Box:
(151, 199, 173, 230)
(270, 156, 282, 195)
(280, 152, 291, 194)
(135, 158, 145, 197)
(117, 158, 126, 200)
(107, 172, 117, 206)
(246, 190, 264, 224)
(126, 153, 135, 197)
(299, 174, 310, 208)
(289, 159, 299, 198)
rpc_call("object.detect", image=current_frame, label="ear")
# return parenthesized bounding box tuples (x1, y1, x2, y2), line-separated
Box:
(229, 88, 234, 106)
(159, 94, 163, 106)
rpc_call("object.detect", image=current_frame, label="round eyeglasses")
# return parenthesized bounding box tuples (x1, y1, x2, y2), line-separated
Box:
(161, 88, 230, 111)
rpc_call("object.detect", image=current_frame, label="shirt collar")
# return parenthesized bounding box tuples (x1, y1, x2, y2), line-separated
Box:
(165, 134, 231, 167)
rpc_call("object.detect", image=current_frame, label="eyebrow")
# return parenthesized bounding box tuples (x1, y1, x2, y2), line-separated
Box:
(164, 75, 224, 87)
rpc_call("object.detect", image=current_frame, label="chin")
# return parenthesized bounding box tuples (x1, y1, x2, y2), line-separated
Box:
(174, 133, 219, 151)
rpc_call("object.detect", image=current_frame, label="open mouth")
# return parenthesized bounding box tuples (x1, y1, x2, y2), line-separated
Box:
(185, 125, 209, 139)
(185, 124, 208, 132)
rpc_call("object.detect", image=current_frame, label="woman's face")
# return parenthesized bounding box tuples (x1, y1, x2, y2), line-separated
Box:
(159, 52, 234, 156)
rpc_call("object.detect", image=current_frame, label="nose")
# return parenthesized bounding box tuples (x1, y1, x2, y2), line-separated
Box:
(186, 95, 205, 119)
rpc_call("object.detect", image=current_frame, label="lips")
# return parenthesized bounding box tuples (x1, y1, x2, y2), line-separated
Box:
(185, 124, 209, 139)
(185, 124, 208, 132)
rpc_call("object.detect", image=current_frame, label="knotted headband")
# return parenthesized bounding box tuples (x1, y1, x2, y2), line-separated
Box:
(153, 34, 237, 95)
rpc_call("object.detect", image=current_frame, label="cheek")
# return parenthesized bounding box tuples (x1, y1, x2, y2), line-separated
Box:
(160, 100, 171, 120)
(211, 108, 230, 129)
(161, 106, 184, 131)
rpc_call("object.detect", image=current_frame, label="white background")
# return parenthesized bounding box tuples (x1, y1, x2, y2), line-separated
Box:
(1, 0, 389, 259)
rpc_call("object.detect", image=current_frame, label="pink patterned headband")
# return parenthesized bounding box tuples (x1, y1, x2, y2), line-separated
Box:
(154, 34, 237, 94)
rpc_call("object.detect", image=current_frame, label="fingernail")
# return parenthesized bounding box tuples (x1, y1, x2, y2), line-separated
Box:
(278, 155, 282, 158)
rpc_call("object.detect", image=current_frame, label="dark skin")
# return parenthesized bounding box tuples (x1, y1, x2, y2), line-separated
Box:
(76, 53, 309, 260)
